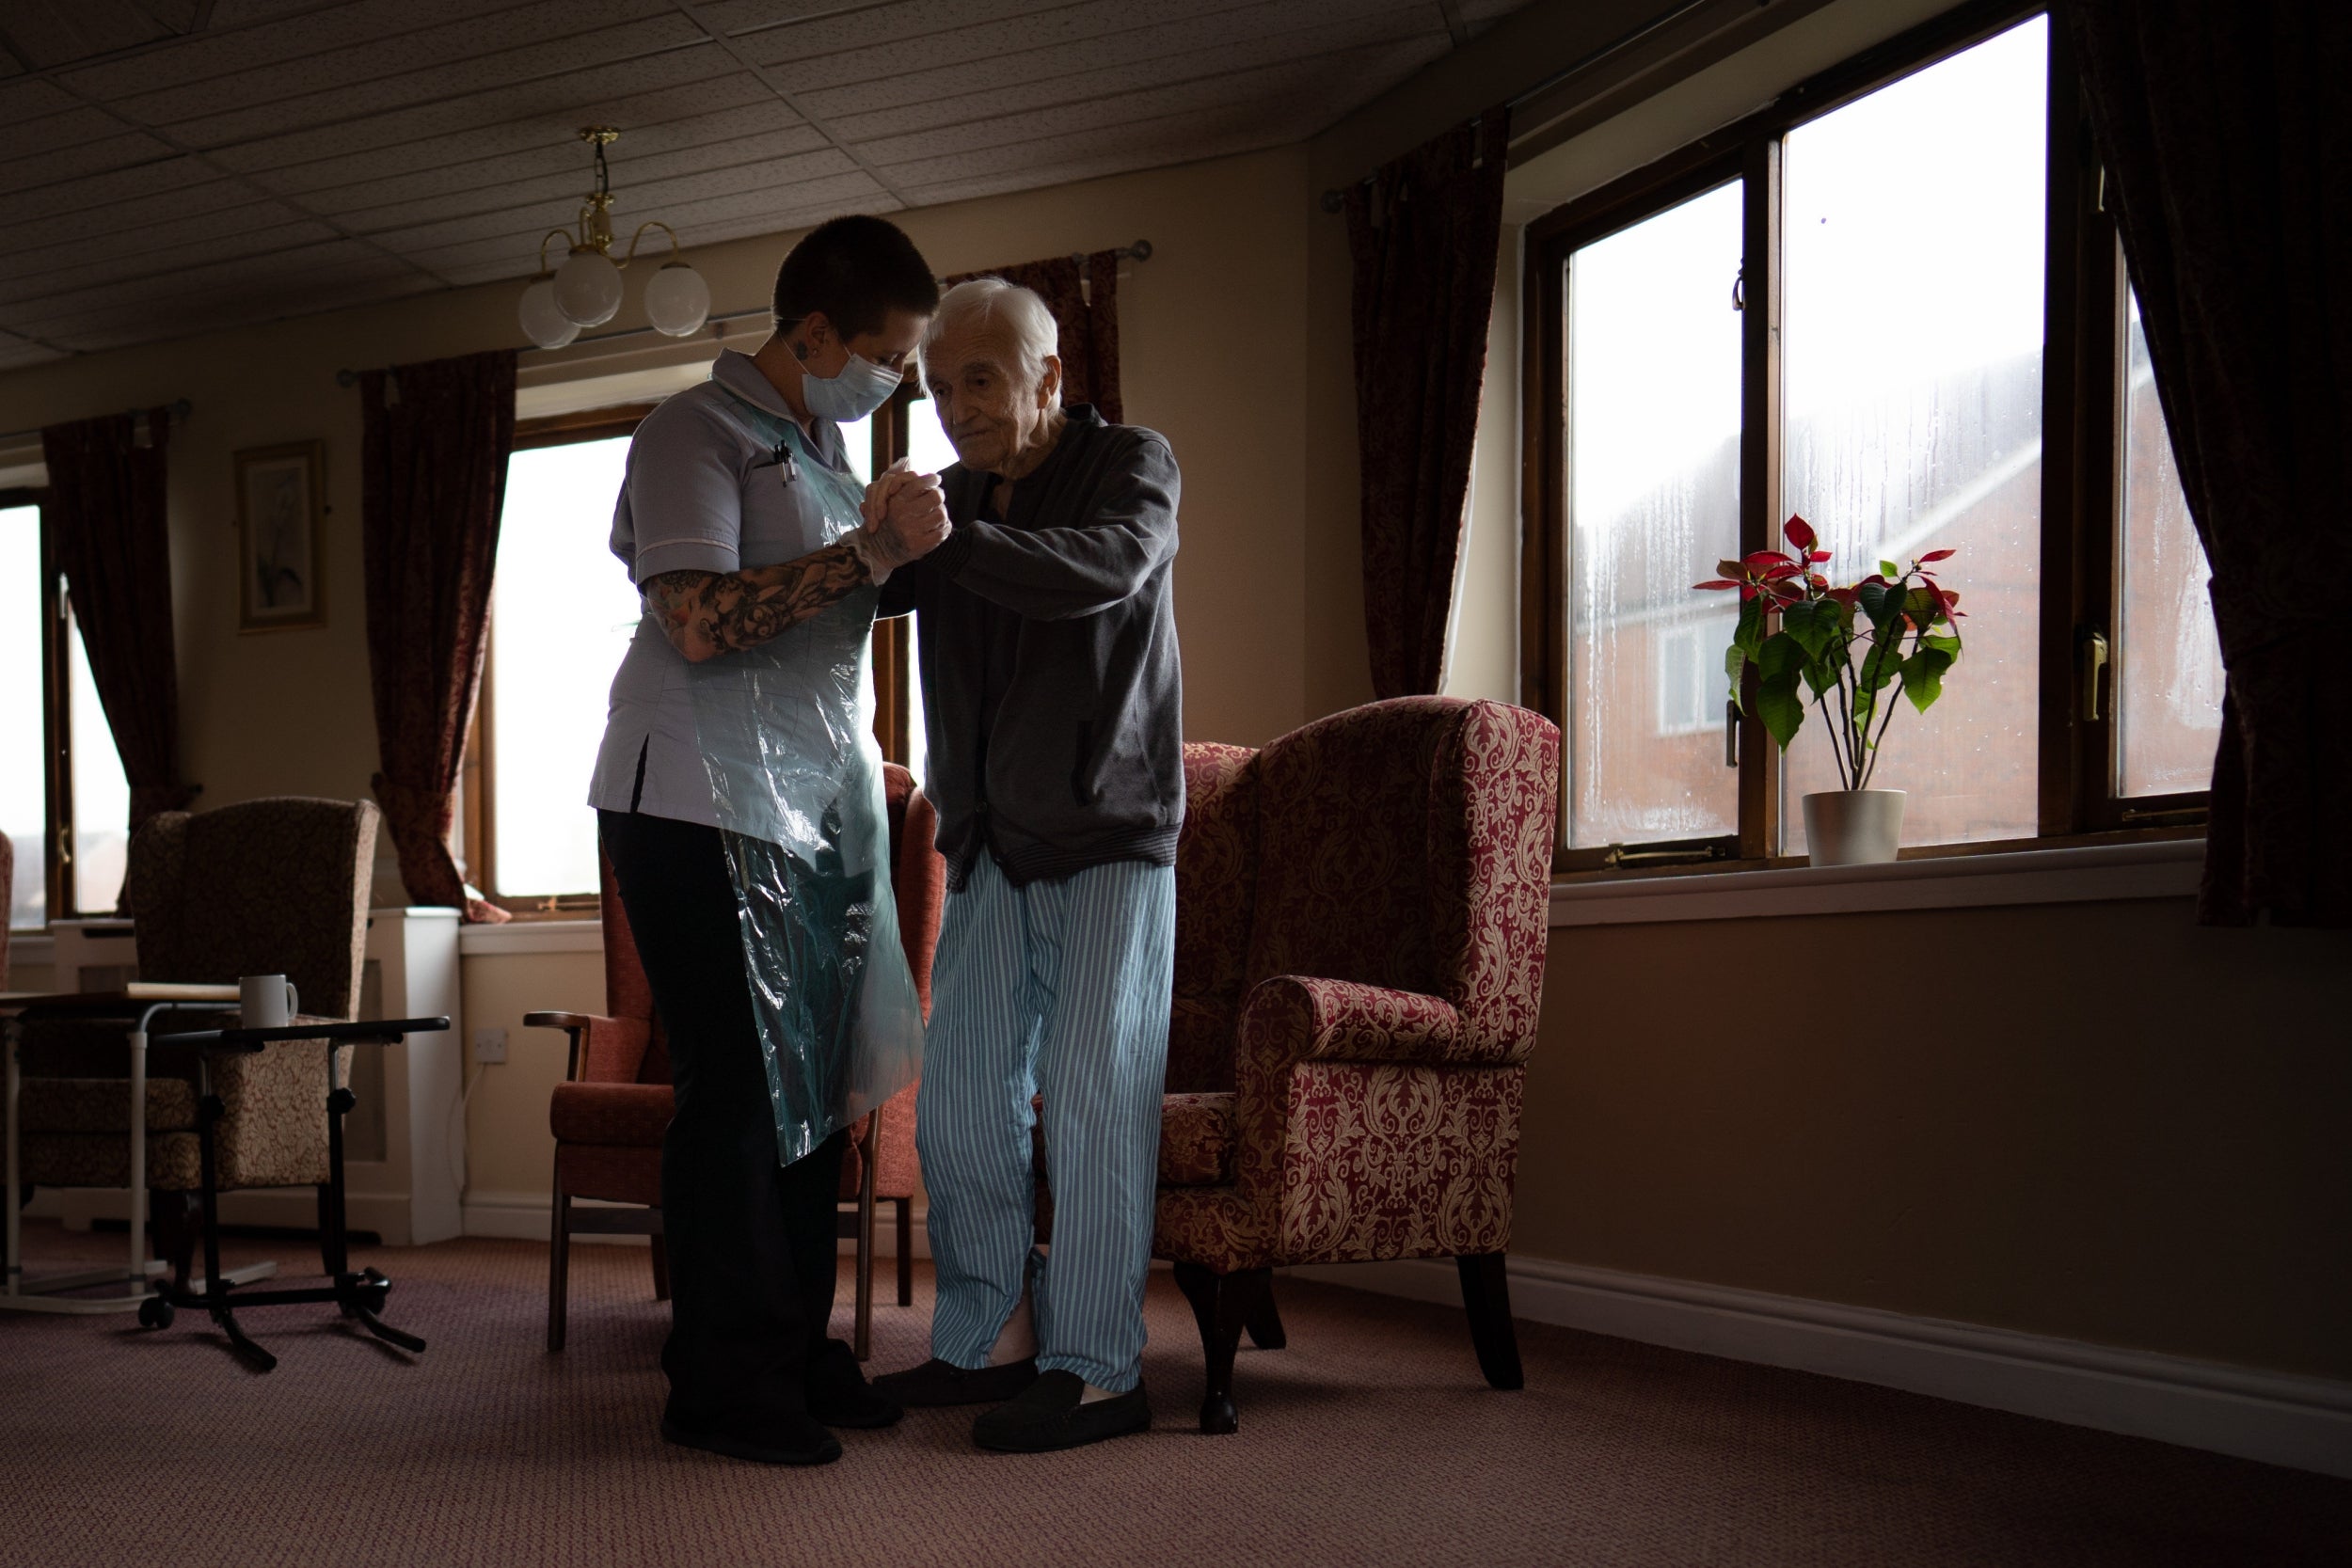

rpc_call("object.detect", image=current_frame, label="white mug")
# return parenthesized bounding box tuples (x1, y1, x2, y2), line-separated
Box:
(239, 974, 299, 1029)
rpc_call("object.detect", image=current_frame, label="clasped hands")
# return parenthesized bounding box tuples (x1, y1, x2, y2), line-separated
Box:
(849, 459, 950, 583)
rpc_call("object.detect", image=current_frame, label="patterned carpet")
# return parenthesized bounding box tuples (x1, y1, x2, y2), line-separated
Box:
(2, 1222, 2345, 1567)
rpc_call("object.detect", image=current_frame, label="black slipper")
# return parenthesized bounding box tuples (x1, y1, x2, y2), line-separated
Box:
(806, 1338, 903, 1429)
(660, 1409, 842, 1466)
(870, 1356, 1041, 1408)
(972, 1370, 1152, 1453)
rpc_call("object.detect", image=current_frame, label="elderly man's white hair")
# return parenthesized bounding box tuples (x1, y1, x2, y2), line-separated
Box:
(922, 277, 1061, 410)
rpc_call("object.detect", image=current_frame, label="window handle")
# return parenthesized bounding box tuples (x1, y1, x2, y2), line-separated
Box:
(2078, 629, 2110, 721)
(1724, 699, 1740, 768)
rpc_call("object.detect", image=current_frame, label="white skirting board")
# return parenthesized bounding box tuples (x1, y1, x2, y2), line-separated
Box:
(460, 1191, 935, 1259)
(1282, 1256, 2352, 1481)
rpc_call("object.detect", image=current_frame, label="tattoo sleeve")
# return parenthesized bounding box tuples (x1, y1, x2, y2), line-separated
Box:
(643, 542, 871, 662)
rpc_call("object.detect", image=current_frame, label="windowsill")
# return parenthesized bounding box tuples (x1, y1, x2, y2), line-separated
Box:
(457, 917, 603, 958)
(1549, 837, 2203, 927)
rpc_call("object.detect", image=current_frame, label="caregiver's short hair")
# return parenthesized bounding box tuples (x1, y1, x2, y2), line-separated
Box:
(923, 277, 1060, 409)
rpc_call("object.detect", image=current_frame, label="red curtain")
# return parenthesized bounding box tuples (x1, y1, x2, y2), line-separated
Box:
(2066, 1, 2352, 927)
(944, 250, 1124, 422)
(359, 350, 516, 924)
(41, 407, 199, 840)
(1347, 109, 1509, 700)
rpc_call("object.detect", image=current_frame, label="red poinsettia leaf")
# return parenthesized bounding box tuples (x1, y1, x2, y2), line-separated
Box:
(1918, 548, 1956, 562)
(1693, 579, 1740, 591)
(1717, 559, 1747, 580)
(1807, 549, 1833, 562)
(1785, 516, 1817, 552)
(1740, 585, 1758, 600)
(1744, 549, 1796, 569)
(1761, 561, 1804, 580)
(1824, 587, 1859, 608)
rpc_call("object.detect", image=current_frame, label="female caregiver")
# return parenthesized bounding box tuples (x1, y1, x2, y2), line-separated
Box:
(585, 214, 947, 1467)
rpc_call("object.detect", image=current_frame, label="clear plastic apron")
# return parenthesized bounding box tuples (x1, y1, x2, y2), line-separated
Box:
(685, 390, 924, 1166)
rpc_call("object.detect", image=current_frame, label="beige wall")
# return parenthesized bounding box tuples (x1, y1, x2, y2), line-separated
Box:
(1522, 896, 2352, 1380)
(457, 949, 606, 1202)
(0, 144, 1313, 859)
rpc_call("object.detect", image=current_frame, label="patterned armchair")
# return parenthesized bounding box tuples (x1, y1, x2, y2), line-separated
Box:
(531, 763, 945, 1358)
(9, 799, 378, 1286)
(1152, 698, 1560, 1433)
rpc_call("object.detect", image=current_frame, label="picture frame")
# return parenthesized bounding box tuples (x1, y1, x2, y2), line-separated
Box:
(234, 440, 325, 633)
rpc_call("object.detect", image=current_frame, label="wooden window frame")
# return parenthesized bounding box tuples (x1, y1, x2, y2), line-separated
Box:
(468, 395, 924, 915)
(1520, 0, 2207, 879)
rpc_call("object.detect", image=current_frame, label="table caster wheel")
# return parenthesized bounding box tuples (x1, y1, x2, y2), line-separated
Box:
(138, 1296, 175, 1330)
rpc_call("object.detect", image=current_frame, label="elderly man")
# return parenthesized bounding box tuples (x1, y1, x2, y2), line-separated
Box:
(870, 277, 1182, 1452)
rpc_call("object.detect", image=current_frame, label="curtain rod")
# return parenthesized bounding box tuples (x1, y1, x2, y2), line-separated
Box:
(1316, 0, 1721, 210)
(0, 396, 191, 448)
(336, 238, 1156, 385)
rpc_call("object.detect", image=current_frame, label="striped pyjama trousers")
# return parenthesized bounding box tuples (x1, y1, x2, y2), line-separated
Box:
(917, 853, 1175, 1393)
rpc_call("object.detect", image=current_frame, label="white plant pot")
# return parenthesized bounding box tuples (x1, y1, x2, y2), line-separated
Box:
(1803, 789, 1906, 867)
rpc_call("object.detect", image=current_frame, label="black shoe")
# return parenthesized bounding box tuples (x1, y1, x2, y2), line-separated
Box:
(660, 1405, 842, 1466)
(870, 1355, 1041, 1408)
(806, 1338, 903, 1430)
(972, 1370, 1151, 1453)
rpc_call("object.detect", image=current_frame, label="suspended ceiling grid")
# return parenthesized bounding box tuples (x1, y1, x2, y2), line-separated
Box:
(0, 0, 1528, 369)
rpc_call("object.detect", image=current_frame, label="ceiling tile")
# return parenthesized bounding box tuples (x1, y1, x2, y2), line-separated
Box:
(0, 217, 342, 308)
(139, 12, 710, 150)
(338, 131, 840, 242)
(202, 46, 754, 174)
(0, 128, 179, 199)
(0, 77, 82, 131)
(0, 192, 310, 272)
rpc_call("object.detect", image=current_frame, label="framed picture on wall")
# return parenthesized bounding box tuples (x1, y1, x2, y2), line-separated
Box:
(234, 440, 325, 633)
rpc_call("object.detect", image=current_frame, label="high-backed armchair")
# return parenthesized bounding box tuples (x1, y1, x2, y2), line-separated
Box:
(532, 764, 945, 1357)
(9, 800, 378, 1287)
(1152, 698, 1561, 1433)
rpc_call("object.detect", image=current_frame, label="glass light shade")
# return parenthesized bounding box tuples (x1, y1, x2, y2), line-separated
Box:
(517, 277, 579, 349)
(553, 247, 623, 326)
(644, 261, 710, 337)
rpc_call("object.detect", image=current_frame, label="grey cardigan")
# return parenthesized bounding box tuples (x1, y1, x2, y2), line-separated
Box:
(879, 404, 1184, 888)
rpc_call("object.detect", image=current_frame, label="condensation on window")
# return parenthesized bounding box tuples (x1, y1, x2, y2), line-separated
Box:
(1779, 15, 2049, 853)
(1565, 179, 1745, 848)
(2115, 289, 2223, 798)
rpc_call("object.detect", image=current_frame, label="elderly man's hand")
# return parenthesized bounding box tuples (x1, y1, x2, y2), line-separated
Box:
(848, 460, 948, 582)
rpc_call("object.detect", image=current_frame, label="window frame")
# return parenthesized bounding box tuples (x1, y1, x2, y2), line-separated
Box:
(465, 394, 925, 914)
(1519, 0, 2208, 879)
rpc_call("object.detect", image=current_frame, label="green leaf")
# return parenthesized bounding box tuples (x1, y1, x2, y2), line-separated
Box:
(1759, 667, 1806, 748)
(1900, 645, 1956, 712)
(1801, 653, 1840, 700)
(1732, 594, 1764, 656)
(1880, 560, 1900, 579)
(1922, 632, 1963, 657)
(1756, 632, 1808, 749)
(1781, 599, 1839, 661)
(1855, 579, 1906, 633)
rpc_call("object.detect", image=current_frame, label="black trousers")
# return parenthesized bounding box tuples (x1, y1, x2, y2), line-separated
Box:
(598, 808, 848, 1422)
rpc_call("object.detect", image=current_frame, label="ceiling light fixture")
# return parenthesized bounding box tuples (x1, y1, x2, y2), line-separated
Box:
(519, 127, 710, 350)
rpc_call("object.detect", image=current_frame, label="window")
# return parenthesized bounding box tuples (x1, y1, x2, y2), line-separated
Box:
(466, 397, 927, 910)
(1523, 5, 2217, 871)
(2, 495, 135, 928)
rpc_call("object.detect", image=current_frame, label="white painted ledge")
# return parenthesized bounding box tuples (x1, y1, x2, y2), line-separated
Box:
(1286, 1254, 2352, 1480)
(458, 918, 603, 958)
(7, 931, 55, 968)
(1550, 837, 2203, 927)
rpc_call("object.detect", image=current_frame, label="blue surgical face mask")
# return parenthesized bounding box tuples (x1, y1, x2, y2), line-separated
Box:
(802, 346, 901, 421)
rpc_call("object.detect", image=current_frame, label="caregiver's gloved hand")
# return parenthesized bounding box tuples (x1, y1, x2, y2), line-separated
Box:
(849, 459, 949, 583)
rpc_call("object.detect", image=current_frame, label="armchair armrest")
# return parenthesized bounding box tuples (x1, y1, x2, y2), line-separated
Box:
(523, 1010, 652, 1084)
(1237, 976, 1523, 1069)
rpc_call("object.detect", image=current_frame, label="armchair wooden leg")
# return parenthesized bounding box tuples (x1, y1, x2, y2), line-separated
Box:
(648, 1234, 670, 1302)
(1172, 1262, 1270, 1434)
(1456, 1253, 1524, 1390)
(547, 1186, 571, 1354)
(894, 1197, 913, 1307)
(1245, 1281, 1287, 1350)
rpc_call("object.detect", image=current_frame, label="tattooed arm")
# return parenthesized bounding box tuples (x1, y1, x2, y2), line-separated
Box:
(642, 545, 873, 664)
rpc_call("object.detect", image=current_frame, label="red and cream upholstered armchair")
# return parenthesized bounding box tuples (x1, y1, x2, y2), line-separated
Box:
(530, 764, 945, 1359)
(1152, 697, 1561, 1433)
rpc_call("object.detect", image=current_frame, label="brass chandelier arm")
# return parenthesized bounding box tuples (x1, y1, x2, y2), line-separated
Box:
(535, 228, 578, 275)
(620, 220, 682, 269)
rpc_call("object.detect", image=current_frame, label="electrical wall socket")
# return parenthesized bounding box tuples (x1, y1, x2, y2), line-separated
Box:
(471, 1027, 508, 1065)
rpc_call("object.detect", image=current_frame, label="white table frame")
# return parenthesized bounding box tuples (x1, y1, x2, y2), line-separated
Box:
(3, 987, 276, 1315)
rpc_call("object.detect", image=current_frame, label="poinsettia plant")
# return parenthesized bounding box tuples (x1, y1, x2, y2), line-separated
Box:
(1694, 515, 1965, 791)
